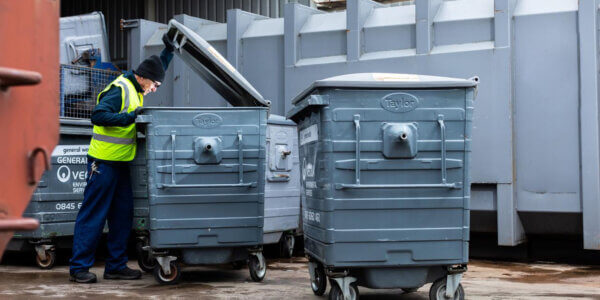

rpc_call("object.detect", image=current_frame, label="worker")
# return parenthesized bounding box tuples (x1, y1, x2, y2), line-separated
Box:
(69, 35, 175, 283)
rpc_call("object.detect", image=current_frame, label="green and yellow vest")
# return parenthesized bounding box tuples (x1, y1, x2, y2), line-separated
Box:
(88, 74, 143, 162)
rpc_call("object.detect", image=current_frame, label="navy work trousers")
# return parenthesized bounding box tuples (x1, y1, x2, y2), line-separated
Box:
(70, 160, 133, 275)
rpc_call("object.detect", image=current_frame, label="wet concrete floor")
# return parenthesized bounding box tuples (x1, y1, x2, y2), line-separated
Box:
(0, 257, 599, 299)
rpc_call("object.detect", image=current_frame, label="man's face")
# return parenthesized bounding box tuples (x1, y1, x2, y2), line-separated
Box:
(139, 77, 161, 96)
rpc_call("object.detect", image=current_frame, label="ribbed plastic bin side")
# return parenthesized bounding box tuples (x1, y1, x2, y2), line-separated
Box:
(263, 115, 301, 257)
(131, 138, 149, 232)
(288, 73, 476, 299)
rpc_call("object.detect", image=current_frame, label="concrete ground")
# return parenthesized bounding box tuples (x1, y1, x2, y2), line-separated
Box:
(0, 257, 599, 299)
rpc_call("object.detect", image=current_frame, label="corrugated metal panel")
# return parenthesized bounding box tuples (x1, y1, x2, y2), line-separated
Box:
(60, 0, 309, 69)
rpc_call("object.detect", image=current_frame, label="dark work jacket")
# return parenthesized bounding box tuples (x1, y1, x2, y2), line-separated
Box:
(90, 48, 173, 127)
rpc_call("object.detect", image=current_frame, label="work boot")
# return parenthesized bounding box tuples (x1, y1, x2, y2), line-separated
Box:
(69, 271, 97, 283)
(103, 267, 142, 280)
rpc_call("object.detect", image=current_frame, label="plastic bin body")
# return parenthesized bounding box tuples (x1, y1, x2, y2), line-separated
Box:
(263, 115, 301, 244)
(142, 107, 267, 264)
(288, 73, 476, 289)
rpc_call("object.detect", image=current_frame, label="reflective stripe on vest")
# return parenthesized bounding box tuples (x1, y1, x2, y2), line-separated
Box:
(115, 81, 130, 113)
(92, 133, 135, 145)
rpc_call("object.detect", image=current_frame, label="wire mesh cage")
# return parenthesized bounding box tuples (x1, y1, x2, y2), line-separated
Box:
(60, 64, 121, 119)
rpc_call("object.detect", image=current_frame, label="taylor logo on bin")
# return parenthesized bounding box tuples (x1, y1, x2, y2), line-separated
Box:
(380, 93, 419, 113)
(192, 113, 223, 128)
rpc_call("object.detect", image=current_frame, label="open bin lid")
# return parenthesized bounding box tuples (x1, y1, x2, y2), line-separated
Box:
(166, 19, 269, 107)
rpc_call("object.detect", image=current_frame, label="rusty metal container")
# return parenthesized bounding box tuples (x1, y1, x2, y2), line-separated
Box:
(0, 0, 60, 256)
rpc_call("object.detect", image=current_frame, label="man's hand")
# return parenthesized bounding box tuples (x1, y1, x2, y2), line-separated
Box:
(163, 33, 175, 52)
(134, 106, 144, 116)
(127, 106, 144, 123)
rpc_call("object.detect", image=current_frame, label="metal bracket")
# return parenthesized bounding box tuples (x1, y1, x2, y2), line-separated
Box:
(308, 261, 317, 284)
(135, 115, 153, 124)
(445, 272, 463, 298)
(119, 19, 139, 30)
(447, 264, 468, 274)
(34, 244, 54, 262)
(331, 276, 358, 300)
(156, 256, 177, 276)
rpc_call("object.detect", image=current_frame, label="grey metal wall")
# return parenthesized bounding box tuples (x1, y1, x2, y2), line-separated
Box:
(61, 0, 310, 68)
(127, 0, 600, 250)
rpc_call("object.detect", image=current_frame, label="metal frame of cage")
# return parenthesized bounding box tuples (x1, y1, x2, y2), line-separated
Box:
(59, 64, 121, 119)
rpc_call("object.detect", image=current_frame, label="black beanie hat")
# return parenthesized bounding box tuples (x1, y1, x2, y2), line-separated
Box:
(135, 55, 165, 82)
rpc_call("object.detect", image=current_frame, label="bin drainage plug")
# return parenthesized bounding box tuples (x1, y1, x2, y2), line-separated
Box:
(398, 132, 408, 141)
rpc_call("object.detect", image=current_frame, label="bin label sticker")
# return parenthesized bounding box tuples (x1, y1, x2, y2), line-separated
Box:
(49, 145, 89, 193)
(380, 93, 419, 113)
(55, 202, 82, 211)
(304, 209, 321, 224)
(192, 113, 223, 129)
(57, 166, 71, 183)
(52, 145, 89, 156)
(299, 124, 318, 146)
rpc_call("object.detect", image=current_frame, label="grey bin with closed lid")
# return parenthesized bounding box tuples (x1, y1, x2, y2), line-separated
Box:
(134, 19, 270, 285)
(287, 73, 477, 300)
(264, 115, 301, 258)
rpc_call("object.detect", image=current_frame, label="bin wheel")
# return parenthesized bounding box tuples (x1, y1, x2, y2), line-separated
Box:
(429, 278, 464, 300)
(35, 249, 56, 270)
(310, 263, 327, 296)
(136, 241, 156, 273)
(402, 288, 418, 293)
(153, 261, 181, 285)
(329, 281, 359, 300)
(248, 254, 266, 282)
(280, 233, 295, 258)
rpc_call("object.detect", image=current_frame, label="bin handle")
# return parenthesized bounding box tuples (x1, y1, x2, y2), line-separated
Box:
(334, 114, 462, 190)
(158, 132, 256, 189)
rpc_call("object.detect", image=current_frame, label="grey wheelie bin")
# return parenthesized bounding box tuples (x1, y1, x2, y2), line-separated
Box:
(134, 19, 270, 285)
(264, 115, 301, 258)
(287, 73, 478, 300)
(7, 119, 92, 269)
(7, 119, 148, 269)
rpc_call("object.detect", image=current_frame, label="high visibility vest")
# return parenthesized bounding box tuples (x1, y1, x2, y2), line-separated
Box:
(88, 75, 144, 162)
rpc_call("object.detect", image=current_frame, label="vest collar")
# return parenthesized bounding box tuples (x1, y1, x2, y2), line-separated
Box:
(124, 71, 144, 93)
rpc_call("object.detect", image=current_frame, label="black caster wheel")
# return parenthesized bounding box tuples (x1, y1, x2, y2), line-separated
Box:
(429, 278, 464, 300)
(35, 248, 56, 270)
(136, 241, 156, 273)
(329, 281, 359, 300)
(310, 263, 327, 296)
(153, 261, 181, 285)
(248, 254, 266, 282)
(279, 233, 295, 258)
